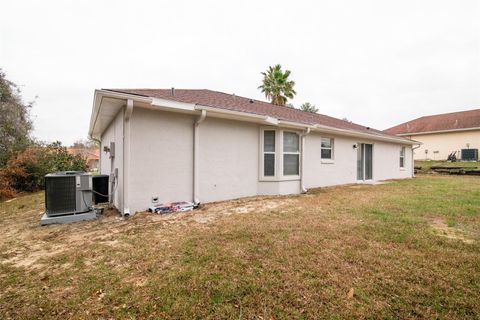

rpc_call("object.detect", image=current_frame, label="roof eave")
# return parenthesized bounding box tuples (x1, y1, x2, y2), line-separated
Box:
(88, 89, 152, 140)
(88, 89, 418, 145)
(193, 108, 417, 145)
(309, 123, 418, 145)
(395, 126, 480, 136)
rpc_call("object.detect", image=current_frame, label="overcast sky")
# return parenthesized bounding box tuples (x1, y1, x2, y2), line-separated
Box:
(1, 0, 479, 145)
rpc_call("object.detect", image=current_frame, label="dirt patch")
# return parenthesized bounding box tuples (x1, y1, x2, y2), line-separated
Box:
(0, 205, 134, 270)
(2, 244, 66, 269)
(199, 197, 293, 216)
(143, 197, 295, 225)
(430, 219, 475, 244)
(0, 195, 297, 271)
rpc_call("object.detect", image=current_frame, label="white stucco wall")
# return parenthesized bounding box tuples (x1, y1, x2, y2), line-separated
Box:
(373, 141, 412, 181)
(404, 130, 480, 160)
(303, 133, 412, 188)
(100, 108, 124, 211)
(128, 108, 194, 213)
(103, 107, 414, 213)
(198, 117, 259, 203)
(303, 134, 357, 187)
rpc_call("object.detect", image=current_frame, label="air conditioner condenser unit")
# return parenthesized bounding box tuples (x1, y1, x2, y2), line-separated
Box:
(44, 171, 93, 216)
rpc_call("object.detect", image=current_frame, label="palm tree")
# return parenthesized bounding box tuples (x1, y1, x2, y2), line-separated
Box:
(258, 64, 296, 105)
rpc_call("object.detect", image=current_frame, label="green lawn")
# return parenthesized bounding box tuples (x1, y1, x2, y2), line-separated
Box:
(1, 175, 479, 319)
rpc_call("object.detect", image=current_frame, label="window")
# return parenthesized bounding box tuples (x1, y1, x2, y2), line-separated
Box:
(400, 146, 405, 168)
(283, 132, 299, 175)
(261, 129, 302, 179)
(263, 130, 275, 176)
(321, 138, 334, 160)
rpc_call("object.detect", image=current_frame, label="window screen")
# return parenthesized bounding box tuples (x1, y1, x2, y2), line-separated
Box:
(263, 130, 276, 176)
(283, 132, 299, 175)
(321, 138, 334, 159)
(400, 146, 405, 168)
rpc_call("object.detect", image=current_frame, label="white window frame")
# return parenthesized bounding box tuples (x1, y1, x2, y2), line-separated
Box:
(321, 137, 334, 163)
(259, 128, 302, 181)
(283, 131, 300, 176)
(400, 146, 405, 169)
(260, 129, 277, 180)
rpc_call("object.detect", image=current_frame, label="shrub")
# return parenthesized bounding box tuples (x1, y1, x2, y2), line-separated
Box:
(0, 141, 88, 200)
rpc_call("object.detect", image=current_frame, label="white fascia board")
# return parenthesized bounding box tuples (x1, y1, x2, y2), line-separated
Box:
(397, 127, 480, 136)
(195, 105, 279, 125)
(310, 123, 418, 145)
(98, 89, 152, 103)
(88, 90, 102, 138)
(193, 107, 416, 145)
(277, 120, 314, 130)
(151, 97, 197, 112)
(265, 116, 279, 125)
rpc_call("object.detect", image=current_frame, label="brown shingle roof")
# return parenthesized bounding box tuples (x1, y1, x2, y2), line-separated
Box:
(67, 148, 99, 161)
(105, 88, 403, 140)
(385, 109, 480, 135)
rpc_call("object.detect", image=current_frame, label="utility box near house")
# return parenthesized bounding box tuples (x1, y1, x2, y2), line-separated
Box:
(92, 174, 109, 204)
(40, 171, 96, 225)
(461, 149, 478, 161)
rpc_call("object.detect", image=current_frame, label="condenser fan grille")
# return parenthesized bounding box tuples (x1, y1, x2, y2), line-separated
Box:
(45, 176, 76, 215)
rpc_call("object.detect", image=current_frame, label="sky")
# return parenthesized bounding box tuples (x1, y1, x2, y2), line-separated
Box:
(1, 0, 479, 145)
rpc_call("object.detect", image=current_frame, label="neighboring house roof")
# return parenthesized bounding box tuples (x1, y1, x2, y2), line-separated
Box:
(105, 88, 405, 141)
(385, 108, 480, 135)
(68, 148, 100, 163)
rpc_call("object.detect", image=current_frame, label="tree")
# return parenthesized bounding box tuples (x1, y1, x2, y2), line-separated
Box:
(0, 141, 88, 198)
(258, 64, 296, 105)
(300, 102, 318, 113)
(71, 138, 98, 149)
(0, 70, 34, 167)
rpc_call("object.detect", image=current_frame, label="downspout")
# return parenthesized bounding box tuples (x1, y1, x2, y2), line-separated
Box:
(299, 127, 311, 193)
(193, 109, 206, 205)
(123, 99, 133, 216)
(411, 144, 421, 177)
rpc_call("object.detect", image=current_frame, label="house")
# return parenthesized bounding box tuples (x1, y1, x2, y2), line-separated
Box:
(67, 147, 100, 171)
(385, 109, 480, 161)
(89, 88, 417, 216)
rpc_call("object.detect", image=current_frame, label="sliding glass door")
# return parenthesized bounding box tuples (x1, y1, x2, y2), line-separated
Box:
(357, 144, 364, 180)
(364, 144, 373, 180)
(357, 143, 373, 181)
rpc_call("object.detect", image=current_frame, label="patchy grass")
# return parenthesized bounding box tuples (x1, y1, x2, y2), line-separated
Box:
(1, 176, 479, 319)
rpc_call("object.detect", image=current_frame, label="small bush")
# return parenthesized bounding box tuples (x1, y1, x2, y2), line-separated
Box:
(0, 184, 16, 200)
(0, 141, 87, 200)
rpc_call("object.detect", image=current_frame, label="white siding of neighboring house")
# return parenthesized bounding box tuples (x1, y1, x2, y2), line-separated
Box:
(106, 107, 413, 214)
(404, 130, 480, 160)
